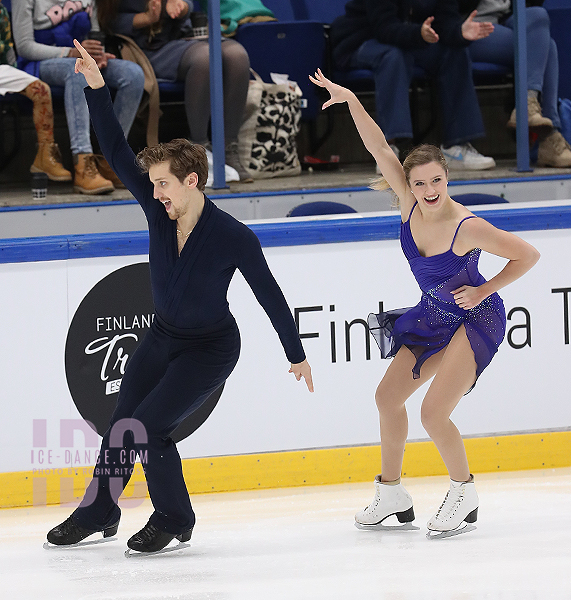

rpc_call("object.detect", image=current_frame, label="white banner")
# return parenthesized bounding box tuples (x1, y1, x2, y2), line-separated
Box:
(1, 228, 569, 474)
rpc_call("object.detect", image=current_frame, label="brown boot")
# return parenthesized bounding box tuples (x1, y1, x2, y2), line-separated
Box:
(537, 130, 571, 168)
(74, 154, 115, 194)
(507, 96, 553, 133)
(93, 154, 126, 189)
(30, 142, 72, 182)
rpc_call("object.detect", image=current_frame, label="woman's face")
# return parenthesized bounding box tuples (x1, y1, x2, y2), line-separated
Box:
(408, 162, 449, 212)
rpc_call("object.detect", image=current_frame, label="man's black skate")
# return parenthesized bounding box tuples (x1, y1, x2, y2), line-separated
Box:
(45, 516, 119, 547)
(125, 521, 193, 557)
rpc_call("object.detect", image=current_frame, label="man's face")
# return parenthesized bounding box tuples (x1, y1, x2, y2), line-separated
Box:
(149, 161, 194, 221)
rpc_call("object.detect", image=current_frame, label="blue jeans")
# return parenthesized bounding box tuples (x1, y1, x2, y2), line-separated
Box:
(349, 40, 485, 146)
(39, 58, 145, 155)
(469, 6, 560, 128)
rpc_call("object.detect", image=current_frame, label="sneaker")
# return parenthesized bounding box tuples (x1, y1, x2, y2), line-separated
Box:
(441, 143, 495, 171)
(507, 96, 553, 134)
(376, 144, 400, 174)
(225, 141, 254, 183)
(203, 146, 240, 187)
(537, 130, 571, 168)
(427, 475, 479, 532)
(355, 474, 415, 527)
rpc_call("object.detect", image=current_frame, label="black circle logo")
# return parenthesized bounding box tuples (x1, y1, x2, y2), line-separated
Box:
(65, 263, 223, 443)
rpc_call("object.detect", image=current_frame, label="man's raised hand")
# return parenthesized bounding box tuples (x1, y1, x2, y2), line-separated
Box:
(73, 39, 105, 89)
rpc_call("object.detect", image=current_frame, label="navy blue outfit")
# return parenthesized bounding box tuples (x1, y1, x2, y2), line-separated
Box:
(72, 85, 305, 535)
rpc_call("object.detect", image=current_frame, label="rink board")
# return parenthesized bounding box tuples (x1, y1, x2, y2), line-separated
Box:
(1, 202, 570, 508)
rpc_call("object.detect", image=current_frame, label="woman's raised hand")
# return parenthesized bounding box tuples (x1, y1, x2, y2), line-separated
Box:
(73, 39, 105, 89)
(309, 68, 354, 109)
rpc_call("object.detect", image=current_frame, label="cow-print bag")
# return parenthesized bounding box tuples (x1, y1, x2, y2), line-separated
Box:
(238, 70, 302, 179)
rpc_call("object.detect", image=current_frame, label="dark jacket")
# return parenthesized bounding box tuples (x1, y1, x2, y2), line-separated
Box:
(331, 0, 479, 70)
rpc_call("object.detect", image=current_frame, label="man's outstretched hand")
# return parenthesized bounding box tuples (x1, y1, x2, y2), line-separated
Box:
(73, 39, 105, 89)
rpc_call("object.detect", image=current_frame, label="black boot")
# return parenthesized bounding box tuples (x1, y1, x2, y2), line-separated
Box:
(47, 516, 119, 545)
(127, 521, 193, 553)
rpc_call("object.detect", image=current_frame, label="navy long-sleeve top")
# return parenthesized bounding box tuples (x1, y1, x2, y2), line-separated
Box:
(84, 85, 306, 365)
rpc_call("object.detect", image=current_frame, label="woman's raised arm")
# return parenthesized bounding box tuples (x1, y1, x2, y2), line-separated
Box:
(309, 69, 412, 214)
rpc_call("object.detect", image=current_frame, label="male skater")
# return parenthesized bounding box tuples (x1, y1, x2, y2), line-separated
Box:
(47, 40, 313, 555)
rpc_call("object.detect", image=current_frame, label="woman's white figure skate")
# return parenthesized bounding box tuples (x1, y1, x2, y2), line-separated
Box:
(355, 475, 419, 531)
(426, 475, 479, 540)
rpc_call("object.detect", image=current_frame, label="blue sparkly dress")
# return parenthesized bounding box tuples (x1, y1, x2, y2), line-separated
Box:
(368, 202, 506, 384)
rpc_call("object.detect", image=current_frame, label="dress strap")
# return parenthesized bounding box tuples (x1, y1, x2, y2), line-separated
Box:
(406, 201, 418, 222)
(450, 215, 476, 250)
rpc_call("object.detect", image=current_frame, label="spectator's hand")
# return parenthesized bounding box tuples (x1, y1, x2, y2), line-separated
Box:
(309, 69, 355, 109)
(68, 38, 104, 59)
(146, 0, 162, 24)
(96, 52, 116, 70)
(73, 39, 105, 89)
(289, 359, 314, 393)
(462, 10, 494, 41)
(166, 0, 188, 19)
(421, 16, 439, 44)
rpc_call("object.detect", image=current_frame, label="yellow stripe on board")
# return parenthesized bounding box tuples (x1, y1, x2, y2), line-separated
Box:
(1, 430, 569, 509)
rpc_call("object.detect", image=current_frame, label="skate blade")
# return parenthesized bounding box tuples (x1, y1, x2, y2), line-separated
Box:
(124, 541, 191, 558)
(355, 521, 420, 532)
(426, 523, 476, 540)
(43, 536, 118, 550)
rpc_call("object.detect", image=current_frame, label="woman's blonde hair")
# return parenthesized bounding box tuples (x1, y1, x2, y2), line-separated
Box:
(370, 144, 449, 194)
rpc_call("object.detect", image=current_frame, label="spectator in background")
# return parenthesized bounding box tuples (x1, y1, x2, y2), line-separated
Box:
(1, 0, 71, 181)
(331, 0, 497, 171)
(469, 0, 571, 168)
(12, 0, 145, 194)
(217, 0, 276, 37)
(96, 0, 253, 182)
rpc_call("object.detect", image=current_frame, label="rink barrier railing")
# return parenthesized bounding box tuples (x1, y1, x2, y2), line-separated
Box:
(2, 171, 571, 215)
(1, 429, 569, 509)
(2, 204, 571, 264)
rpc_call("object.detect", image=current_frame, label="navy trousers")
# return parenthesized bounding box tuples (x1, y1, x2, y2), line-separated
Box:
(73, 315, 241, 534)
(349, 39, 485, 146)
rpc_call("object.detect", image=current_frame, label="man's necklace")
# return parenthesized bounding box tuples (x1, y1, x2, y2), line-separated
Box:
(176, 229, 192, 239)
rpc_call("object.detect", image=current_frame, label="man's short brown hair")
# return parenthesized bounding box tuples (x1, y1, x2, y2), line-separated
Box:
(136, 139, 208, 191)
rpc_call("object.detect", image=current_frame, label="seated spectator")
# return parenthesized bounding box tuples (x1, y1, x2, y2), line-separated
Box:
(469, 0, 571, 168)
(330, 0, 496, 171)
(96, 0, 253, 182)
(218, 0, 276, 37)
(12, 0, 145, 194)
(1, 0, 71, 181)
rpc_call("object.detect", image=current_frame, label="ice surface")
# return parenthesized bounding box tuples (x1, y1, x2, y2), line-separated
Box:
(1, 468, 570, 599)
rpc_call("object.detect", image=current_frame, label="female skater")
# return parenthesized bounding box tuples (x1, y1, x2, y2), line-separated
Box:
(46, 40, 313, 555)
(310, 69, 539, 536)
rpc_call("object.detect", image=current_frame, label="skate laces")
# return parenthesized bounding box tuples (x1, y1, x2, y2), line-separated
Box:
(58, 516, 90, 536)
(136, 522, 160, 543)
(434, 486, 464, 521)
